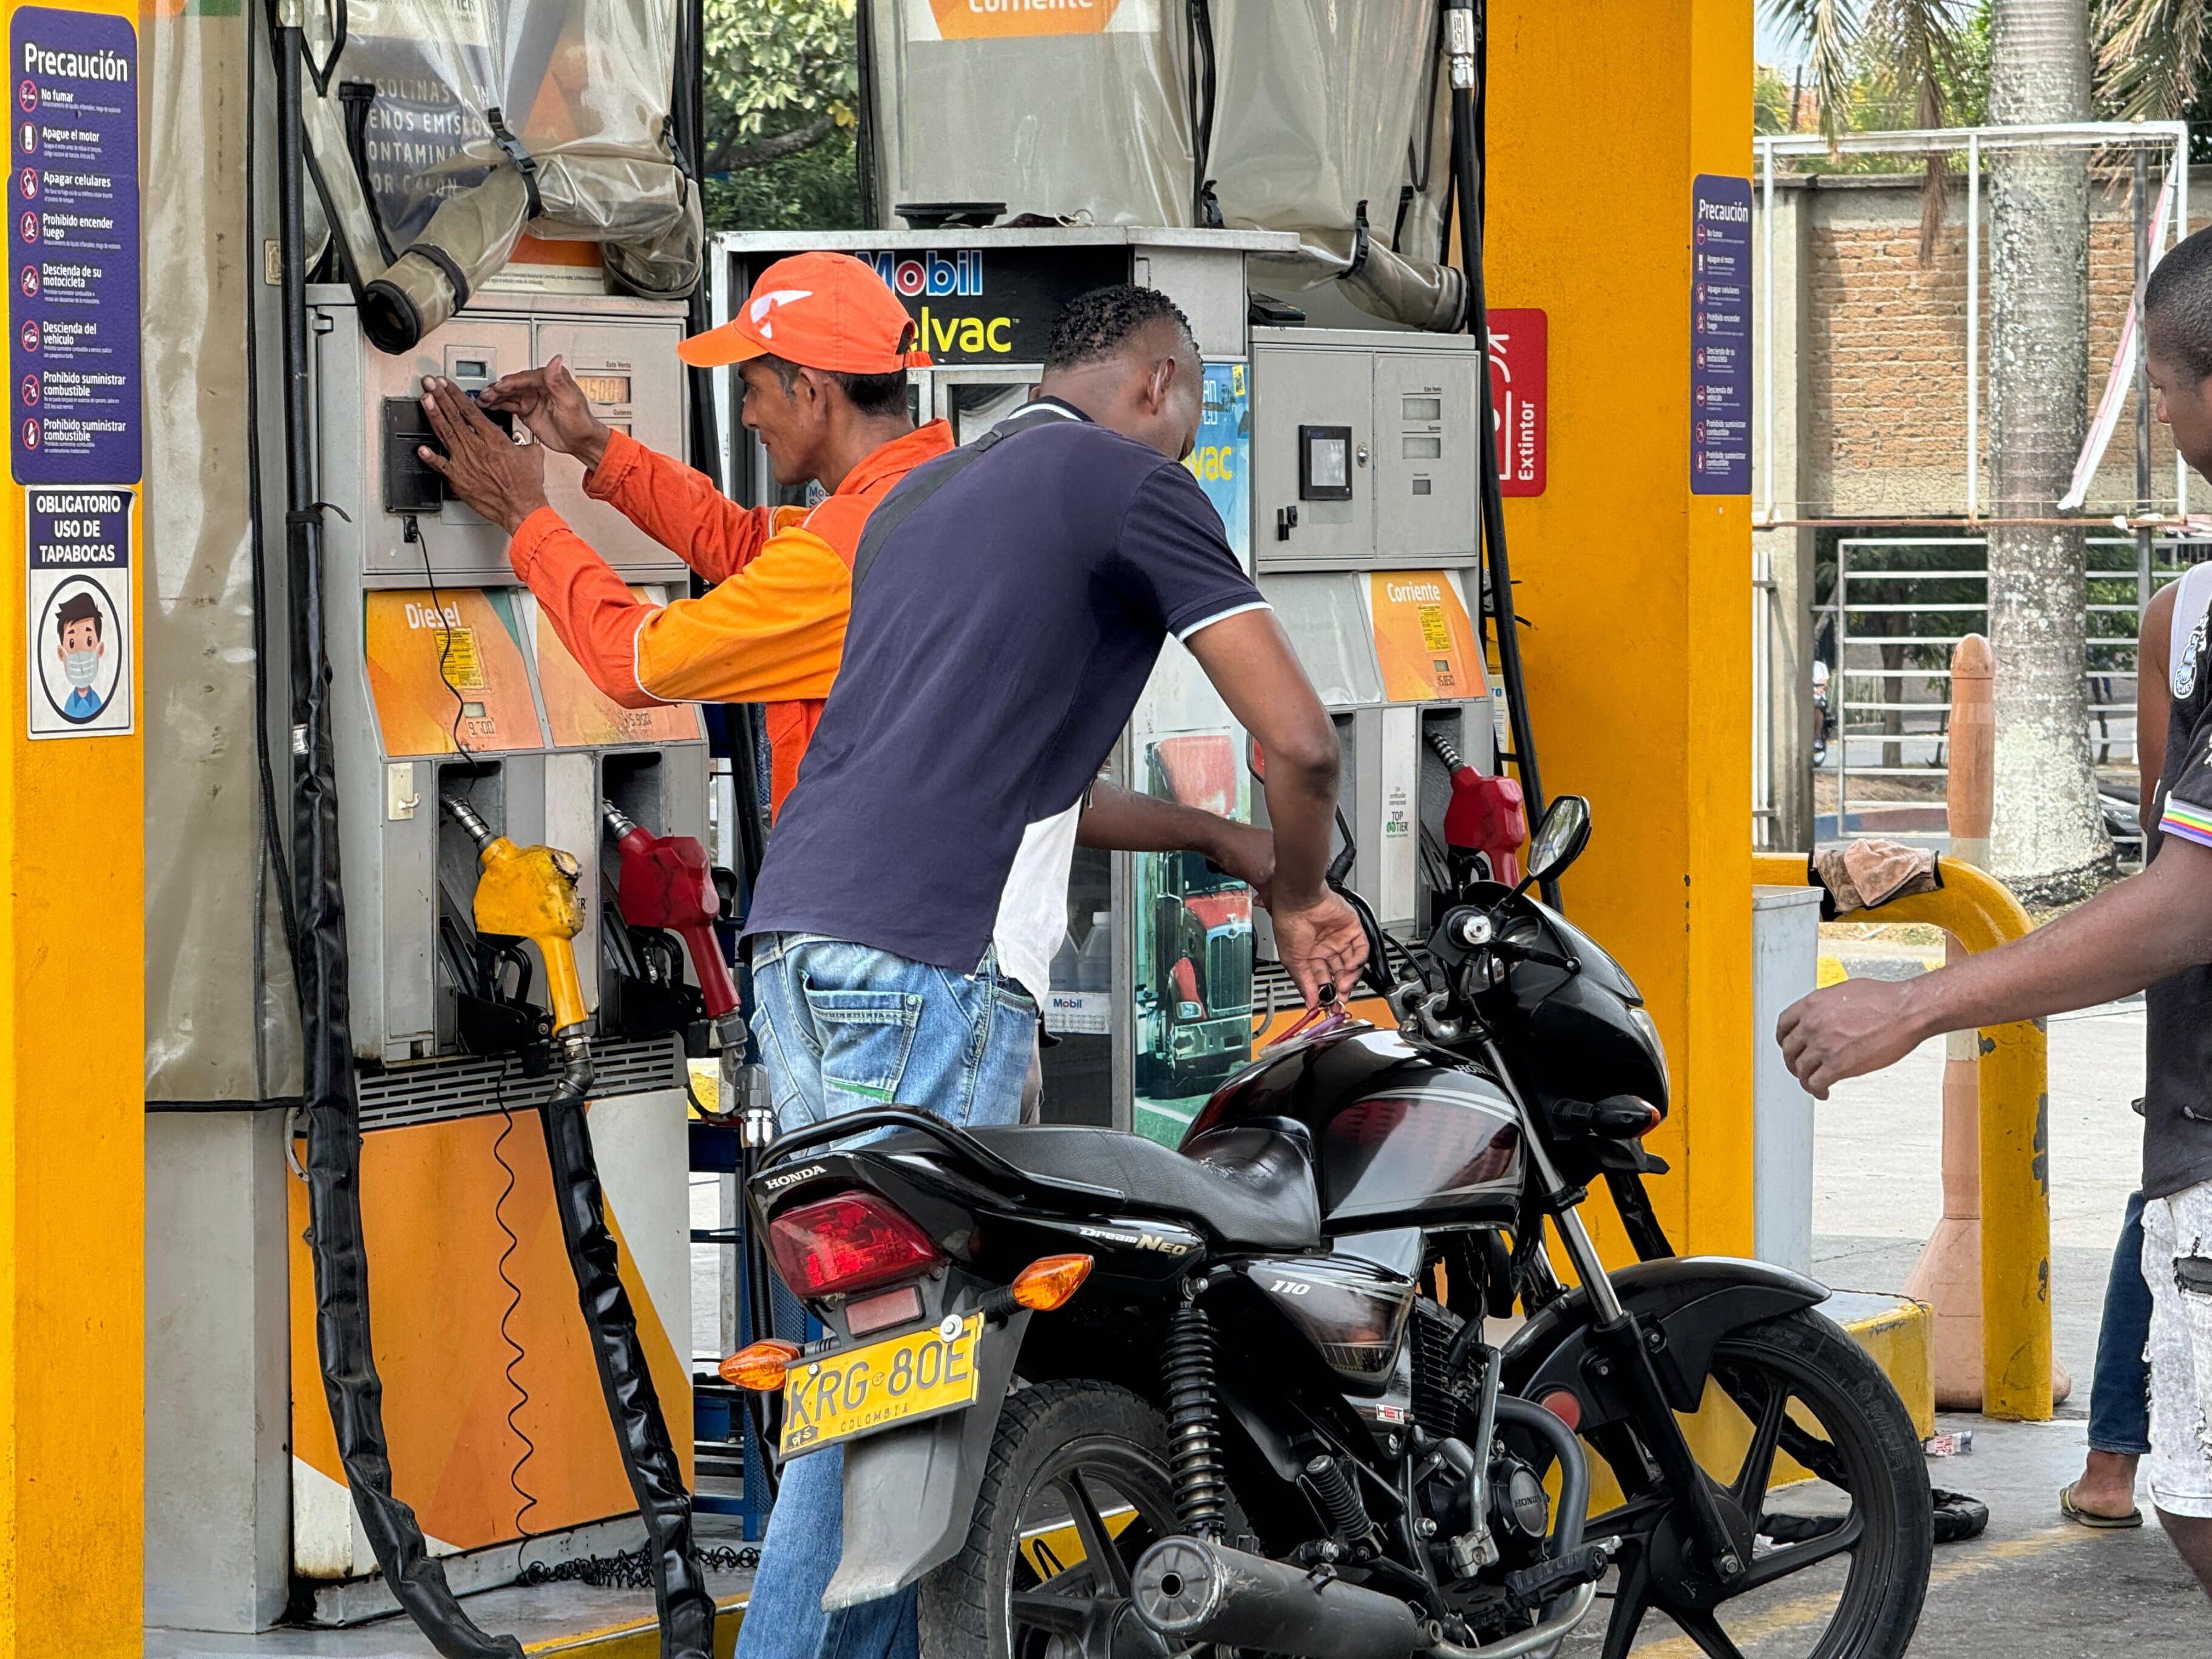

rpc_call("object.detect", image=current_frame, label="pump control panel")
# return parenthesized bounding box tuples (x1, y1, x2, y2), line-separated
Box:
(1253, 327, 1482, 571)
(313, 287, 691, 588)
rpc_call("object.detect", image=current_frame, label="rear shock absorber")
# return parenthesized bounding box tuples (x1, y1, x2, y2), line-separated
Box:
(1163, 1294, 1229, 1538)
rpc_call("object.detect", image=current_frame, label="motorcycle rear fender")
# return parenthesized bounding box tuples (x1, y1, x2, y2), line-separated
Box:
(821, 1309, 1031, 1610)
(1499, 1256, 1827, 1425)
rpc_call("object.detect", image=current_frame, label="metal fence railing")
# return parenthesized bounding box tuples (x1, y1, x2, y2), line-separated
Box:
(1814, 535, 2212, 858)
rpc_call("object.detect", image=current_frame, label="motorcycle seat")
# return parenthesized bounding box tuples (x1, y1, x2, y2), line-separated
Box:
(963, 1124, 1321, 1252)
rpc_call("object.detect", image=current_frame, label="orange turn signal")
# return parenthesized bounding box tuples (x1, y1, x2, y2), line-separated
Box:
(1011, 1254, 1094, 1312)
(719, 1338, 801, 1391)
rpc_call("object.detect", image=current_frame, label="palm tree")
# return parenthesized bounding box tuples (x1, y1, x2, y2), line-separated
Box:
(1764, 0, 2113, 900)
(1981, 0, 2110, 901)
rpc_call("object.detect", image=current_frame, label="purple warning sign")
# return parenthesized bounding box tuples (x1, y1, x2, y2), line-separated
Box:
(1690, 174, 1751, 496)
(8, 7, 138, 486)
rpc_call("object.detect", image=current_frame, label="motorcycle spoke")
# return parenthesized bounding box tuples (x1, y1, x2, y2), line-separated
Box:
(1668, 1608, 1751, 1659)
(1010, 1590, 1107, 1639)
(1740, 1510, 1863, 1589)
(1728, 1372, 1790, 1511)
(1056, 1471, 1133, 1598)
(1596, 1550, 1652, 1659)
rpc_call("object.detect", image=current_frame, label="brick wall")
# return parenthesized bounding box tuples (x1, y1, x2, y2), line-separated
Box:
(1771, 166, 2190, 519)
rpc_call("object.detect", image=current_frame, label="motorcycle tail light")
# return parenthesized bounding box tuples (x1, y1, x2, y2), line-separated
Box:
(1011, 1254, 1094, 1312)
(720, 1338, 800, 1392)
(768, 1192, 943, 1298)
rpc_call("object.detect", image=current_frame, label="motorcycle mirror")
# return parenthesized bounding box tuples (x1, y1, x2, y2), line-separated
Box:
(1519, 795, 1592, 891)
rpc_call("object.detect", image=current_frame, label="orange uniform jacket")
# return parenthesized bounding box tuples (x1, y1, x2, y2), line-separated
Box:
(507, 420, 955, 813)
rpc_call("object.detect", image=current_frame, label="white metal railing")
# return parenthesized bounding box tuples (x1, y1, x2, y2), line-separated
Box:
(1813, 535, 2212, 851)
(1756, 120, 2193, 526)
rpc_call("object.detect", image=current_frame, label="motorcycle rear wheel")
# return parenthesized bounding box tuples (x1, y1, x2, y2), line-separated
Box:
(919, 1378, 1226, 1659)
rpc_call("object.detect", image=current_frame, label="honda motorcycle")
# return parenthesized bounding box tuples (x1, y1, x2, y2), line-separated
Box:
(728, 798, 1933, 1659)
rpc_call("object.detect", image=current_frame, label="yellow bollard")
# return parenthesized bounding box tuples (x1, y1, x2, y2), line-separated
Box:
(1753, 851, 2054, 1422)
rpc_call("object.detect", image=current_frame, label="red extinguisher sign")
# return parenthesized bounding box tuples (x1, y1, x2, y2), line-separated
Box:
(1486, 308, 1546, 498)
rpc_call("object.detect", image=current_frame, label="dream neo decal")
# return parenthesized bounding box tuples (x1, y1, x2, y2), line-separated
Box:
(9, 6, 140, 486)
(27, 484, 129, 737)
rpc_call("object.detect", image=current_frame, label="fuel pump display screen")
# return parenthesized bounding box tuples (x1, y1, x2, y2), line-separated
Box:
(1299, 425, 1352, 501)
(572, 373, 631, 406)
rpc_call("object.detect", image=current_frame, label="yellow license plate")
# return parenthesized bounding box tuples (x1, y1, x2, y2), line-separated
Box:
(779, 1312, 985, 1458)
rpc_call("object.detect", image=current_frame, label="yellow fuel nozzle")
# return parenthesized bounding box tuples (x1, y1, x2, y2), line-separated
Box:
(441, 796, 591, 1034)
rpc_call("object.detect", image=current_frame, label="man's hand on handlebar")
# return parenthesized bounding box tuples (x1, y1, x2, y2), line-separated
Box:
(1269, 889, 1369, 1008)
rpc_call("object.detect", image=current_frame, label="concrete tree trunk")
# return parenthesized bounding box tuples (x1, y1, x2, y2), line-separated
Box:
(1983, 0, 2114, 902)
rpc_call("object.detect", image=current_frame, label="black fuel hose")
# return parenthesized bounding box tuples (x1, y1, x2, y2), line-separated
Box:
(537, 1036, 718, 1659)
(1448, 0, 1555, 909)
(270, 8, 522, 1655)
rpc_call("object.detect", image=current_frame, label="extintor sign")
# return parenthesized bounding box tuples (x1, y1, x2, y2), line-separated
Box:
(1486, 309, 1546, 498)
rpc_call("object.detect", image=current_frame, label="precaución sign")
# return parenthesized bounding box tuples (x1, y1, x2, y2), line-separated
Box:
(9, 4, 140, 487)
(27, 484, 129, 737)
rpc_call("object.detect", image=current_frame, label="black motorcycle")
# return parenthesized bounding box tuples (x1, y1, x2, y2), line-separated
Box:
(731, 798, 1932, 1659)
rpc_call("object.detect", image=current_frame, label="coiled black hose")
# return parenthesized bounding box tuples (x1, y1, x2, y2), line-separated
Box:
(1163, 1300, 1229, 1537)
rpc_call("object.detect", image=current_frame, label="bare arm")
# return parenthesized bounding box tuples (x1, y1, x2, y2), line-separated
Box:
(1777, 833, 2212, 1097)
(2141, 580, 2177, 831)
(1076, 782, 1275, 899)
(1183, 609, 1368, 1003)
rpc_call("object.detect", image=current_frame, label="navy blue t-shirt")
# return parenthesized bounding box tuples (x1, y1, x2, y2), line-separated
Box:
(741, 403, 1264, 985)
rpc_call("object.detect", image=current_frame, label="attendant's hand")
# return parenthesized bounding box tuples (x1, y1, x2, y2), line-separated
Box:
(479, 355, 614, 470)
(1269, 891, 1369, 1009)
(1776, 979, 1922, 1100)
(419, 379, 549, 536)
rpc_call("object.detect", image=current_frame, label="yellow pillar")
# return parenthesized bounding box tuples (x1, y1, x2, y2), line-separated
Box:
(1488, 1, 1754, 1258)
(0, 0, 145, 1648)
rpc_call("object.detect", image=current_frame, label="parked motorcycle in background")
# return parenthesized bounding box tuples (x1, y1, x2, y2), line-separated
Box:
(725, 798, 1933, 1659)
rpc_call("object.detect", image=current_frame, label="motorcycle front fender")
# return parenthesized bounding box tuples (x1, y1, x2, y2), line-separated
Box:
(1499, 1257, 1826, 1425)
(821, 1310, 1032, 1610)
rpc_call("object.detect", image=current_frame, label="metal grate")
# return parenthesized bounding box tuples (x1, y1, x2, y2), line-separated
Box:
(1409, 1298, 1468, 1439)
(1207, 931, 1252, 1014)
(356, 1035, 686, 1131)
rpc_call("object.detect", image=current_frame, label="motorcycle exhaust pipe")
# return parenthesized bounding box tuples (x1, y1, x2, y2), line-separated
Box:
(1132, 1536, 1427, 1659)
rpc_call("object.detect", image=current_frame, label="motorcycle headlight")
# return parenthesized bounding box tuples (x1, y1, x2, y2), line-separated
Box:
(1627, 1005, 1670, 1110)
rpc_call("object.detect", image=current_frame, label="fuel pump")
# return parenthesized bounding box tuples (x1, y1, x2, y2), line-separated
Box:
(442, 796, 715, 1659)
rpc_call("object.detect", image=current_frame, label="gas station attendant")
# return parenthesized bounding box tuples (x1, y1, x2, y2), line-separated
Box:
(422, 249, 954, 816)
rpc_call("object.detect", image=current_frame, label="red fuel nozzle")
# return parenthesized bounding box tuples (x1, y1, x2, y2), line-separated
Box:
(604, 804, 739, 1019)
(1431, 730, 1527, 888)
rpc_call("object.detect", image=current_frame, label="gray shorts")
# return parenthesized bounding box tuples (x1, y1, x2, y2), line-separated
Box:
(2143, 1178, 2212, 1518)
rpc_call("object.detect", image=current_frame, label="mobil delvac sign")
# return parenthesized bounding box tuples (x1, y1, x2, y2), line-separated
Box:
(856, 243, 1130, 364)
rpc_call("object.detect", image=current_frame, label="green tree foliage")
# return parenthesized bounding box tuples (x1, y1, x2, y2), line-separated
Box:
(701, 0, 866, 231)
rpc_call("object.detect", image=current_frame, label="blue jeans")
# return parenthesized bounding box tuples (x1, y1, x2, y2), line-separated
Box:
(2089, 1190, 2154, 1457)
(736, 934, 1035, 1659)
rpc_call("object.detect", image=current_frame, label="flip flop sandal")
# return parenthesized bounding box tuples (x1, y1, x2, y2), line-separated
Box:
(2060, 1482, 2144, 1529)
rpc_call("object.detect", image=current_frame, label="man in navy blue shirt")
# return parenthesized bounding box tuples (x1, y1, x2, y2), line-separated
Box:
(736, 286, 1362, 1659)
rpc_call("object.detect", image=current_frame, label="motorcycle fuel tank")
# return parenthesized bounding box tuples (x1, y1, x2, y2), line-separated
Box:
(1184, 1025, 1524, 1233)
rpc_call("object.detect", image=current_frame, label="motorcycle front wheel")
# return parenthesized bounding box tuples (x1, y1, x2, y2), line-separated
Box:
(1586, 1307, 1933, 1659)
(918, 1379, 1212, 1659)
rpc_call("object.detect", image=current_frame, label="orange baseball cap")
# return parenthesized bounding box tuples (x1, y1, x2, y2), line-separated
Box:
(676, 251, 931, 374)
